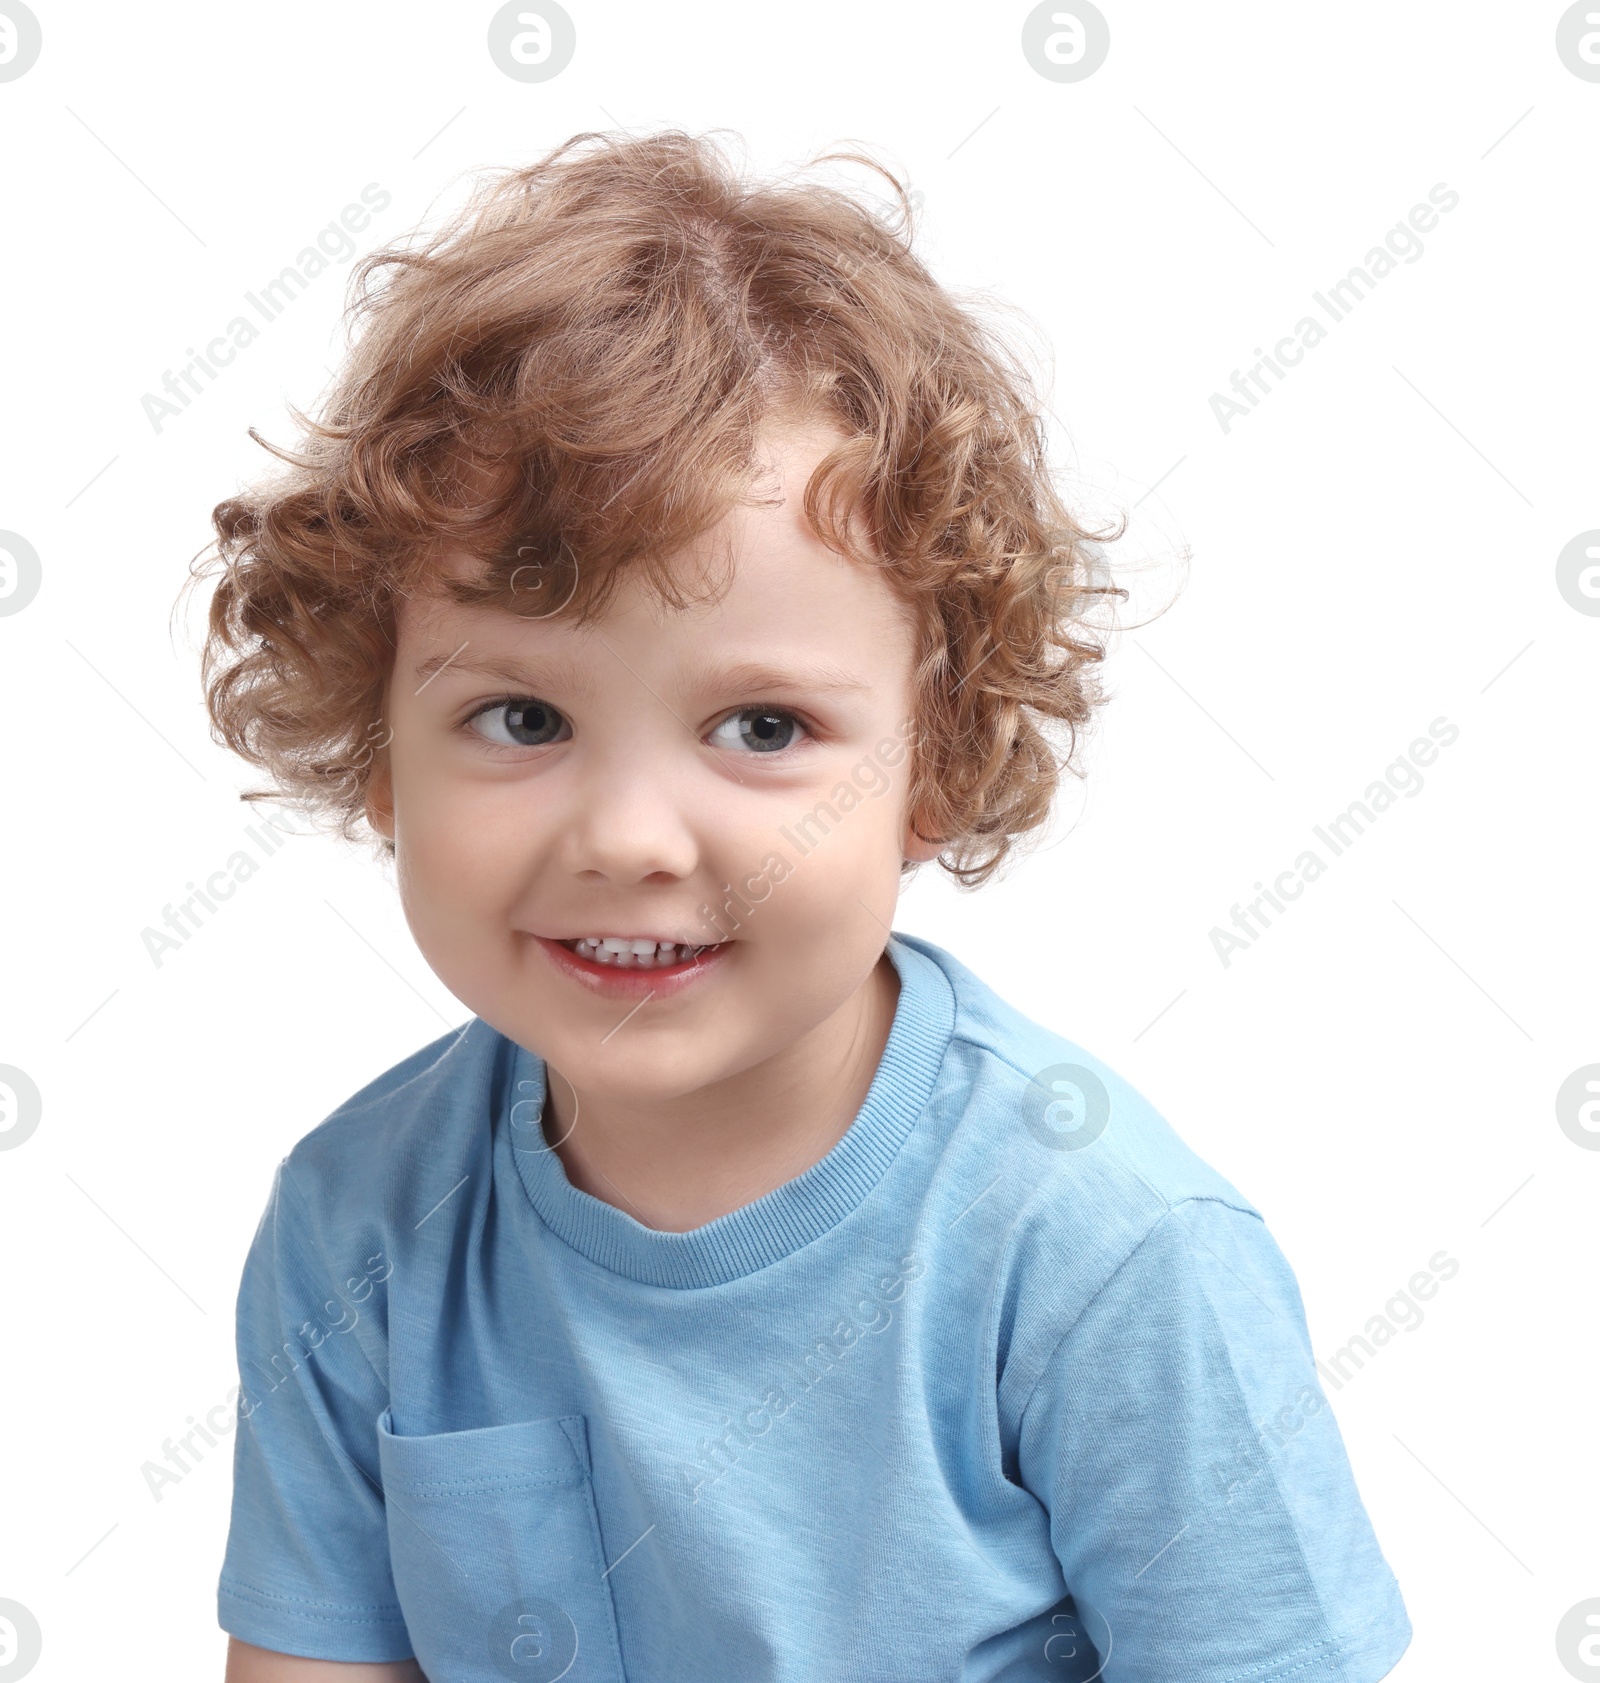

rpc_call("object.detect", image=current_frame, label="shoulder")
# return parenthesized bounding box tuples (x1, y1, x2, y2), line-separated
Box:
(897, 934, 1280, 1393)
(274, 1016, 512, 1240)
(901, 930, 1259, 1218)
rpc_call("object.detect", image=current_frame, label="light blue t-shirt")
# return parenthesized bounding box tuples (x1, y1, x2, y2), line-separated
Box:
(219, 931, 1411, 1682)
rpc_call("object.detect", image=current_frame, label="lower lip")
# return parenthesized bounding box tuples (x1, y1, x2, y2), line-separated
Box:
(531, 935, 732, 1000)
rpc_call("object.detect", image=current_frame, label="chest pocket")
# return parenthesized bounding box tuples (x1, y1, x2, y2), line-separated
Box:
(376, 1408, 628, 1682)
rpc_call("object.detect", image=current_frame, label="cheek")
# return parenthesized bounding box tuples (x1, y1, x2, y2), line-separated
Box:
(730, 800, 897, 937)
(392, 815, 534, 1012)
(392, 774, 530, 932)
(787, 776, 907, 881)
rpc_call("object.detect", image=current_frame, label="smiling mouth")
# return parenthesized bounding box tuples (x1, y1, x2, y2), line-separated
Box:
(553, 936, 726, 971)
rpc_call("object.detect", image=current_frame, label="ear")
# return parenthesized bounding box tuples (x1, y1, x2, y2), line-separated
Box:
(364, 758, 396, 842)
(902, 820, 944, 865)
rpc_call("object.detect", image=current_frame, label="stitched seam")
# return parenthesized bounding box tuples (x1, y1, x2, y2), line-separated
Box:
(276, 1159, 388, 1397)
(390, 1471, 583, 1495)
(958, 1034, 1264, 1210)
(1010, 1198, 1254, 1432)
(579, 1471, 631, 1674)
(1171, 1202, 1343, 1668)
(1215, 1632, 1353, 1683)
(219, 1577, 407, 1623)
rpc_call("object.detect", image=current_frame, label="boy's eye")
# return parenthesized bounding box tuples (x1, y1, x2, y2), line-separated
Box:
(464, 698, 809, 755)
(468, 697, 570, 748)
(706, 706, 807, 755)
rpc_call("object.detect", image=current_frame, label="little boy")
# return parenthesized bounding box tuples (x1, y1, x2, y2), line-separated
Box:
(201, 130, 1411, 1682)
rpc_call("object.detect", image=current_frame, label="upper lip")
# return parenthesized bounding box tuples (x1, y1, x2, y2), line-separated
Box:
(539, 931, 719, 945)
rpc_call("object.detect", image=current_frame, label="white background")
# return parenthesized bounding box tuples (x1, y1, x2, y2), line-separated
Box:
(1, 3, 1596, 1679)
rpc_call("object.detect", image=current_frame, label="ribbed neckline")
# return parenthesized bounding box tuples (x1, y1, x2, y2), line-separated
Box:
(503, 932, 955, 1288)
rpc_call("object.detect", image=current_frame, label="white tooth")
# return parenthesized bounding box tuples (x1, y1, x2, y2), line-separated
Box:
(600, 937, 632, 952)
(629, 939, 657, 956)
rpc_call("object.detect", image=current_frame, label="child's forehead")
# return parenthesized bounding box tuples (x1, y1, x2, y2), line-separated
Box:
(392, 574, 911, 722)
(402, 528, 909, 652)
(407, 457, 909, 641)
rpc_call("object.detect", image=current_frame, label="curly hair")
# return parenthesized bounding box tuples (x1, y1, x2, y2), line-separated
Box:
(189, 127, 1126, 889)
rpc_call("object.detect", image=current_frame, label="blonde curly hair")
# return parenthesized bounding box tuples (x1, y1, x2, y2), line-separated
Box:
(190, 128, 1125, 889)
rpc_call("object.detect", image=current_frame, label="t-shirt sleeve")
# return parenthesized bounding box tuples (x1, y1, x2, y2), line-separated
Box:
(217, 1160, 414, 1663)
(1013, 1197, 1411, 1683)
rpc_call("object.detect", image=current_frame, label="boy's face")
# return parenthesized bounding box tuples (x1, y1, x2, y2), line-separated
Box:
(368, 418, 941, 1104)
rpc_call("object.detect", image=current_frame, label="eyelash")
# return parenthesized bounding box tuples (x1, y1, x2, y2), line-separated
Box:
(460, 695, 817, 758)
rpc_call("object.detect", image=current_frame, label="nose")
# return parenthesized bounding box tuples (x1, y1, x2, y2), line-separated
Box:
(553, 738, 704, 890)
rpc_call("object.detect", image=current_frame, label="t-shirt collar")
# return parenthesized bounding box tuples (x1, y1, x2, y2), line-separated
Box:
(503, 932, 955, 1287)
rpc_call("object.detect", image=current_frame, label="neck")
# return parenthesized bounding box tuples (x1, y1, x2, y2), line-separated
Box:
(542, 952, 901, 1232)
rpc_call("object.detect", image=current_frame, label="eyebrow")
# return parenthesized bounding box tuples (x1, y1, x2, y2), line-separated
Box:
(410, 647, 873, 700)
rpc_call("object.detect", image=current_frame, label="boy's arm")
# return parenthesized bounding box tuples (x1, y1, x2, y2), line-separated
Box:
(225, 1637, 426, 1681)
(1013, 1197, 1412, 1683)
(218, 1162, 415, 1665)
